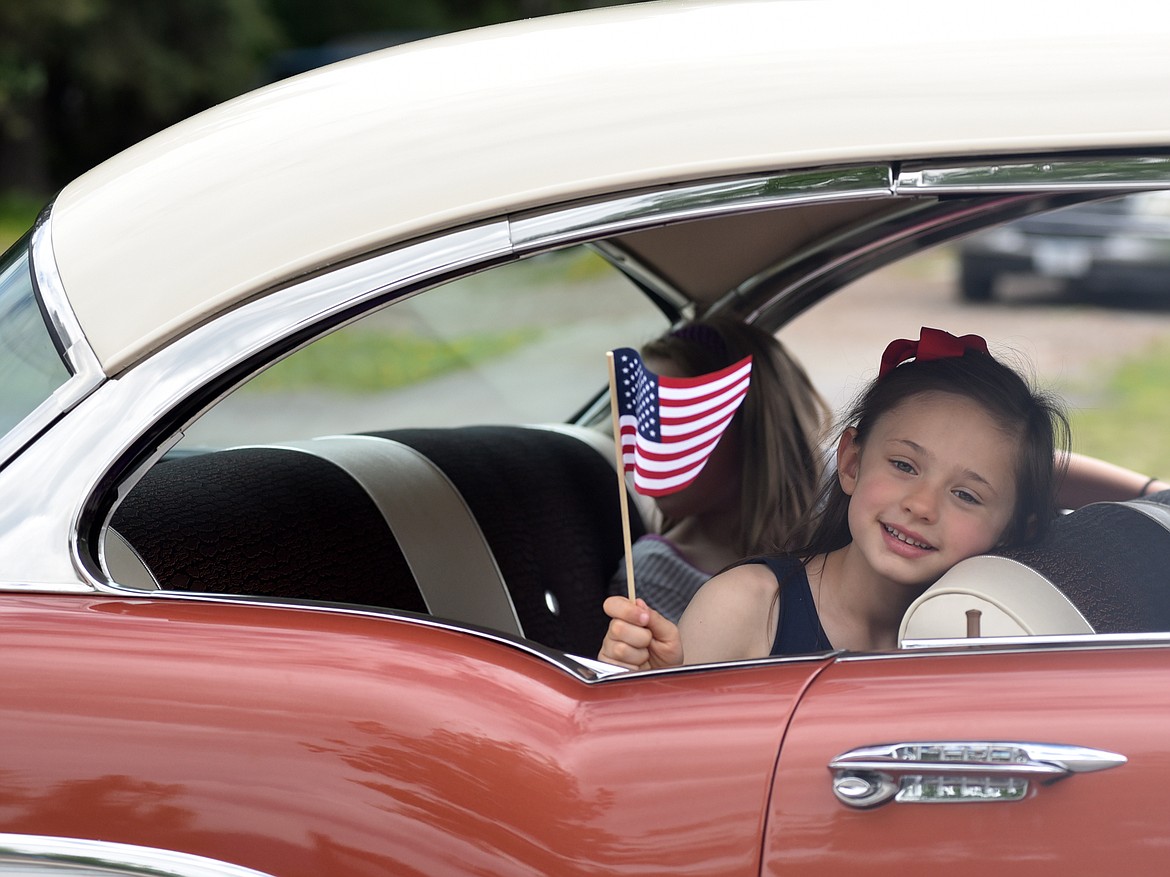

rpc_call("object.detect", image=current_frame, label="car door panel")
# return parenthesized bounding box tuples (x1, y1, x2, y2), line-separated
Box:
(764, 646, 1170, 874)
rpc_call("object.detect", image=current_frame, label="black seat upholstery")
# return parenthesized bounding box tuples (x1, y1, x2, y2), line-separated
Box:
(372, 426, 646, 656)
(109, 446, 427, 611)
(997, 492, 1170, 633)
(109, 426, 643, 656)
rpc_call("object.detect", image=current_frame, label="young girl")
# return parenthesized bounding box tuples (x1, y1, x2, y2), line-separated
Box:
(598, 327, 1071, 670)
(609, 317, 830, 623)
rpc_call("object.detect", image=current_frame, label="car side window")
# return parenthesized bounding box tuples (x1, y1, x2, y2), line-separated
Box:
(113, 244, 667, 656)
(784, 214, 1170, 644)
(179, 246, 667, 448)
(782, 211, 1170, 482)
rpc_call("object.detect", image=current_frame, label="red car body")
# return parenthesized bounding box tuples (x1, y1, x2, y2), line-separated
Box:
(5, 593, 1166, 875)
(3, 594, 816, 875)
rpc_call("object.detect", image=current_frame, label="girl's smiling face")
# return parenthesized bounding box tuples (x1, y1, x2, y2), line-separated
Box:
(837, 391, 1020, 590)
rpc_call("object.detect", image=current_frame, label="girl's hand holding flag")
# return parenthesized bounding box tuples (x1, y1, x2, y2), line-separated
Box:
(596, 596, 684, 671)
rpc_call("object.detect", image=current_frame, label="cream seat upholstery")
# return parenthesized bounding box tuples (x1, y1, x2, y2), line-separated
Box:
(899, 554, 1094, 644)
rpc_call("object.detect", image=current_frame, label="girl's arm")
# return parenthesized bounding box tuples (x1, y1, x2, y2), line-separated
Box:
(1059, 452, 1170, 509)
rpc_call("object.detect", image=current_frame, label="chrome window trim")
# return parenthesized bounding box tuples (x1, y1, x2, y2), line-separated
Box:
(31, 212, 104, 389)
(896, 154, 1170, 194)
(591, 631, 1170, 679)
(737, 154, 1170, 328)
(589, 650, 842, 681)
(509, 165, 894, 253)
(0, 214, 106, 471)
(875, 631, 1170, 658)
(0, 833, 275, 876)
(71, 588, 629, 682)
(71, 222, 516, 587)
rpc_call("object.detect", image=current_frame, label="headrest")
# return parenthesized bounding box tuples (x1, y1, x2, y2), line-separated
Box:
(997, 496, 1170, 633)
(899, 554, 1094, 644)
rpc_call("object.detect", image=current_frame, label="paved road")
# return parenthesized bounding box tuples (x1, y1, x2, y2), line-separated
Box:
(783, 260, 1170, 414)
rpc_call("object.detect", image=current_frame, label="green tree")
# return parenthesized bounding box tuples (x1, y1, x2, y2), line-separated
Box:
(0, 2, 88, 193)
(0, 0, 643, 196)
(266, 0, 641, 45)
(0, 0, 279, 194)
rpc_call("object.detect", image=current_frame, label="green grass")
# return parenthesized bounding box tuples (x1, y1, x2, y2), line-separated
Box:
(1066, 340, 1170, 476)
(244, 326, 541, 394)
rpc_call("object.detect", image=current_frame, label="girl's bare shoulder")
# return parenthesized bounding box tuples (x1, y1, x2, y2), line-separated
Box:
(700, 561, 782, 603)
(678, 561, 781, 662)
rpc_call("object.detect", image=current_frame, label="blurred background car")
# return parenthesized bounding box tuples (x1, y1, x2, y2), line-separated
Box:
(958, 191, 1170, 302)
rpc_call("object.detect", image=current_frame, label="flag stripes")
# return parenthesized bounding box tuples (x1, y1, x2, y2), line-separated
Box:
(611, 347, 752, 496)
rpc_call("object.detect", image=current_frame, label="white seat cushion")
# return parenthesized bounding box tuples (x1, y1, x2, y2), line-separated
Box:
(899, 555, 1094, 644)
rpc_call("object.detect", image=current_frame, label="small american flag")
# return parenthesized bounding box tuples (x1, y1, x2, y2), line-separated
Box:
(612, 347, 752, 497)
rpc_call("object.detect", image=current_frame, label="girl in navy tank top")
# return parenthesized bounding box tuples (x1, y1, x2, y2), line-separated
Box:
(598, 327, 1070, 669)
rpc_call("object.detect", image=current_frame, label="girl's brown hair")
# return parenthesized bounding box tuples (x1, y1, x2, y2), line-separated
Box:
(642, 316, 830, 556)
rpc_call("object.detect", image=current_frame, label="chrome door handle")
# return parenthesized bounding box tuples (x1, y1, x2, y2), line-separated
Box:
(829, 742, 1127, 808)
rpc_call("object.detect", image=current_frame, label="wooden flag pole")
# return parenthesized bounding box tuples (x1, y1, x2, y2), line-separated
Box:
(606, 351, 637, 602)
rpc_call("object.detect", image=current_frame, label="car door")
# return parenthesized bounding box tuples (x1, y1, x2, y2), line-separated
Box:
(762, 642, 1170, 874)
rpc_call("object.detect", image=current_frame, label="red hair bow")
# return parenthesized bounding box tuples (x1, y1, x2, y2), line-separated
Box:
(879, 327, 989, 378)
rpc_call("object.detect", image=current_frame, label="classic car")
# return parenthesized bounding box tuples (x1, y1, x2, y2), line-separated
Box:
(3, 2, 1170, 875)
(957, 191, 1170, 302)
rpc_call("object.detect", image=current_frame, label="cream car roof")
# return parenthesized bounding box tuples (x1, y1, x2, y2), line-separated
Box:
(50, 0, 1170, 373)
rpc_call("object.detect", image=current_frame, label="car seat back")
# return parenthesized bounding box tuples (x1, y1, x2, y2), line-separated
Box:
(367, 425, 645, 655)
(901, 494, 1170, 643)
(108, 445, 429, 611)
(108, 425, 644, 656)
(997, 495, 1170, 634)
